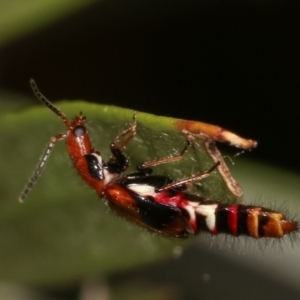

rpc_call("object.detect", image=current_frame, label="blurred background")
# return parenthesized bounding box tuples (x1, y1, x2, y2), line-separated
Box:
(0, 1, 300, 299)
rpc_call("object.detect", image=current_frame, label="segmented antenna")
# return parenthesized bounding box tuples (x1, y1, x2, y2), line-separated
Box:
(19, 134, 66, 202)
(19, 80, 69, 202)
(29, 79, 70, 128)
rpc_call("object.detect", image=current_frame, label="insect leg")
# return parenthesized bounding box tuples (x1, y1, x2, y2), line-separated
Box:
(105, 113, 137, 173)
(138, 138, 192, 171)
(112, 113, 137, 149)
(156, 161, 220, 192)
(18, 133, 66, 203)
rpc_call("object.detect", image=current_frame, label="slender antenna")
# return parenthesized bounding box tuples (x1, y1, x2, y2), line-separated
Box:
(29, 79, 70, 128)
(19, 80, 70, 202)
(19, 134, 66, 203)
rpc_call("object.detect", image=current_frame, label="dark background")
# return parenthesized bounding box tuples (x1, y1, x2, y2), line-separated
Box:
(0, 1, 299, 173)
(0, 2, 300, 298)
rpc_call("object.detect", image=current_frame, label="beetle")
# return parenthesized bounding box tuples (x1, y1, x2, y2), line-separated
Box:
(19, 80, 298, 238)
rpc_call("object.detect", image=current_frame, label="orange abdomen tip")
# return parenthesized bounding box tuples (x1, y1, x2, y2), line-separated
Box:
(281, 219, 298, 235)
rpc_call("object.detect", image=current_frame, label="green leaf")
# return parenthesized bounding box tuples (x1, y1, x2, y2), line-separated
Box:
(0, 99, 241, 286)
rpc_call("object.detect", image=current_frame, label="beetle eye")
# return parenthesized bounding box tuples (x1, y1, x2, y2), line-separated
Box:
(73, 126, 86, 137)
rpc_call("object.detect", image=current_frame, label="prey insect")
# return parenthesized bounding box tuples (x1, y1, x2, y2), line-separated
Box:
(19, 80, 298, 238)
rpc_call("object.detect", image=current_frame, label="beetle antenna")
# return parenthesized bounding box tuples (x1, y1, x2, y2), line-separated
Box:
(19, 134, 66, 203)
(30, 79, 70, 128)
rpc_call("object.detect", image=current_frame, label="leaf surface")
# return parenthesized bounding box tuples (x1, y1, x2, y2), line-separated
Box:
(0, 100, 241, 286)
